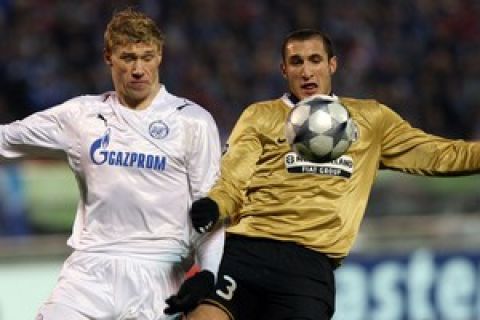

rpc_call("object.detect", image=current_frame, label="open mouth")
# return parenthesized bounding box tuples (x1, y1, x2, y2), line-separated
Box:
(300, 83, 319, 96)
(301, 83, 318, 91)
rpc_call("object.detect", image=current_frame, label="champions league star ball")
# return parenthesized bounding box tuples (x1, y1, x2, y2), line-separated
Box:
(285, 95, 356, 163)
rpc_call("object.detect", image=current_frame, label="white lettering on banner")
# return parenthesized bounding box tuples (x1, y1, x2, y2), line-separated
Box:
(371, 262, 404, 320)
(333, 249, 480, 320)
(436, 259, 476, 319)
(407, 250, 435, 320)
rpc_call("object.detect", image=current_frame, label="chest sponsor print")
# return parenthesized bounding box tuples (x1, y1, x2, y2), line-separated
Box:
(285, 152, 353, 178)
(89, 128, 167, 171)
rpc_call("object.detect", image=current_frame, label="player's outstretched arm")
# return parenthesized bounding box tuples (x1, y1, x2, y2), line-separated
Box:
(190, 197, 220, 234)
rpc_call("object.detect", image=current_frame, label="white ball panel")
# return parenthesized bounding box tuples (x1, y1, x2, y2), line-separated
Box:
(308, 110, 332, 134)
(344, 119, 355, 140)
(285, 122, 297, 145)
(294, 142, 315, 160)
(331, 139, 351, 158)
(327, 102, 349, 123)
(290, 104, 311, 126)
(309, 135, 334, 156)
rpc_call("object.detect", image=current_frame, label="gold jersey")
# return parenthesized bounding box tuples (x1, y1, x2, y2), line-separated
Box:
(209, 95, 480, 259)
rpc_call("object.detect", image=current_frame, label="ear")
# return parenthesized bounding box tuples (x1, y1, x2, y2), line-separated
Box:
(280, 63, 287, 79)
(158, 51, 163, 65)
(329, 56, 337, 75)
(104, 49, 112, 66)
(157, 44, 165, 67)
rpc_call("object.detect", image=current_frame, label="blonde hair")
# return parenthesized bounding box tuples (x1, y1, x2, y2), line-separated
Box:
(104, 8, 165, 54)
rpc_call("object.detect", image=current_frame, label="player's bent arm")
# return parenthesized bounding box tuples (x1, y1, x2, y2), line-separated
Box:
(185, 106, 222, 200)
(195, 224, 225, 276)
(208, 105, 263, 219)
(164, 106, 225, 315)
(164, 226, 224, 315)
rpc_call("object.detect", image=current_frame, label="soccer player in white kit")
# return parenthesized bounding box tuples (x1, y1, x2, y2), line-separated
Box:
(0, 8, 224, 320)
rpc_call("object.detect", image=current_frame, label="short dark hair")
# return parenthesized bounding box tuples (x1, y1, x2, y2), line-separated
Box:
(281, 29, 335, 61)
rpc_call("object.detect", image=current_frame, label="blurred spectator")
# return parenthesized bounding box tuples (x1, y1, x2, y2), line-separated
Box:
(0, 0, 478, 140)
(0, 164, 30, 236)
(0, 96, 30, 236)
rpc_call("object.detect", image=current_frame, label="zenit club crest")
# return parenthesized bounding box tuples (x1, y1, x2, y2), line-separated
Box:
(149, 120, 169, 139)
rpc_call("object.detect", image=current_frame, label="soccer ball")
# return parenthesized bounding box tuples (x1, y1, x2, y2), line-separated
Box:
(285, 95, 356, 163)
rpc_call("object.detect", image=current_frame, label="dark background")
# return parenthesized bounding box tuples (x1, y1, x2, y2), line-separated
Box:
(1, 0, 480, 236)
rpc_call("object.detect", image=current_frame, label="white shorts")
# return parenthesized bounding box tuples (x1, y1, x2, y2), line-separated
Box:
(36, 251, 185, 320)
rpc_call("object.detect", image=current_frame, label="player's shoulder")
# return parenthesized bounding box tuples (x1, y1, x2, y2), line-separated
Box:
(338, 96, 400, 129)
(60, 92, 112, 111)
(248, 97, 285, 110)
(339, 96, 382, 109)
(42, 93, 111, 120)
(166, 92, 216, 124)
(338, 96, 387, 116)
(64, 92, 110, 104)
(229, 98, 287, 133)
(241, 98, 287, 119)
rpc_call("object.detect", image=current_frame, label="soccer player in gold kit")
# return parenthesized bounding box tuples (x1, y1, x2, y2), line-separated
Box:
(165, 29, 480, 320)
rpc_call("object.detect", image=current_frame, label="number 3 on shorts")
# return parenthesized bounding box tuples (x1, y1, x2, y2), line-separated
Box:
(216, 275, 237, 301)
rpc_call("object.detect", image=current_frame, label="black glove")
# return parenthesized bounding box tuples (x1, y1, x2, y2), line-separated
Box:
(190, 197, 220, 234)
(164, 270, 215, 315)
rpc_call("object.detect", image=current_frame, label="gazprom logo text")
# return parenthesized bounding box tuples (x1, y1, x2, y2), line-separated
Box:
(89, 129, 166, 171)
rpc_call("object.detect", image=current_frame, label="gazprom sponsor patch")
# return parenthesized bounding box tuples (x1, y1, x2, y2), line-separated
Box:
(89, 129, 167, 171)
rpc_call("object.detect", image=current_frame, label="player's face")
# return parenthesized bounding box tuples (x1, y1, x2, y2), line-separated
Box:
(105, 42, 162, 109)
(281, 38, 337, 100)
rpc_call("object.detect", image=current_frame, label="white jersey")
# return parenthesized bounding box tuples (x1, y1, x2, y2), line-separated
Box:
(0, 86, 223, 271)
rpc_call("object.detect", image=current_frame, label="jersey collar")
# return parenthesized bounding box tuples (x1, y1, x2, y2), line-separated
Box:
(281, 92, 339, 108)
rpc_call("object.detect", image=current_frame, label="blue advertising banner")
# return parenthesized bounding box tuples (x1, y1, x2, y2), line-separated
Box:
(334, 248, 480, 320)
(1, 248, 480, 320)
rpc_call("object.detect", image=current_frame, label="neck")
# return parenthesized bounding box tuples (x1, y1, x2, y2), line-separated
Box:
(119, 83, 161, 110)
(287, 93, 300, 105)
(288, 91, 334, 104)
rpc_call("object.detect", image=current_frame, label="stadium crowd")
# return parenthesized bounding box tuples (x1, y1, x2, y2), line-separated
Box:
(0, 0, 480, 235)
